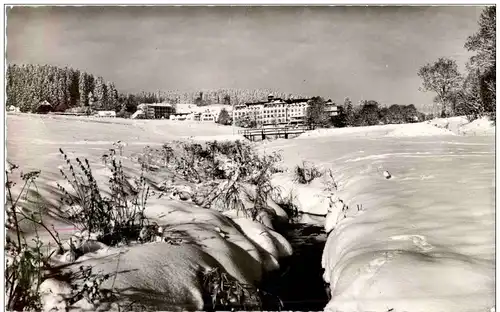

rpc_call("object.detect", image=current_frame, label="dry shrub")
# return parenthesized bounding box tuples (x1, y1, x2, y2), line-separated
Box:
(57, 148, 150, 246)
(294, 161, 323, 184)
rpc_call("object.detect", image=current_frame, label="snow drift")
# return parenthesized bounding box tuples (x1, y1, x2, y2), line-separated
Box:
(298, 116, 495, 140)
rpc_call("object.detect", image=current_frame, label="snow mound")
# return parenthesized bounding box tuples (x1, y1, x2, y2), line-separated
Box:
(386, 122, 456, 137)
(425, 116, 495, 136)
(271, 172, 331, 216)
(41, 199, 291, 311)
(459, 117, 495, 136)
(425, 116, 470, 134)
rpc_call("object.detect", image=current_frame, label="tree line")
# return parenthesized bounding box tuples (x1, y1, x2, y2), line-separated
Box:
(5, 64, 310, 116)
(307, 97, 426, 129)
(417, 6, 495, 121)
(6, 64, 120, 113)
(6, 64, 428, 127)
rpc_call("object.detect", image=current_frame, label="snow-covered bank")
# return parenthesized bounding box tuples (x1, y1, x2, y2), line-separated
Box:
(261, 118, 495, 312)
(297, 116, 495, 140)
(457, 116, 496, 136)
(423, 115, 496, 136)
(40, 198, 291, 311)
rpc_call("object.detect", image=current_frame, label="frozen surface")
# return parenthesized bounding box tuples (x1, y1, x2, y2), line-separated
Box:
(261, 119, 495, 312)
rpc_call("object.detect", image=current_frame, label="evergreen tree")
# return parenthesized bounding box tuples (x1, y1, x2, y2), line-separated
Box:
(106, 82, 119, 111)
(344, 97, 354, 126)
(306, 96, 329, 129)
(93, 77, 107, 110)
(464, 6, 496, 117)
(216, 108, 232, 125)
(55, 70, 68, 111)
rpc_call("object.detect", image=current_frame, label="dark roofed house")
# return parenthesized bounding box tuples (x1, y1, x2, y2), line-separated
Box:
(324, 99, 339, 117)
(35, 100, 52, 114)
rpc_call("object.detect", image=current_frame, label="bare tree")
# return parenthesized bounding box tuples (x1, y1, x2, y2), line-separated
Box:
(418, 57, 462, 117)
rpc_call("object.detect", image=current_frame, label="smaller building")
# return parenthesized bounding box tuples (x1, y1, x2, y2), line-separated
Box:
(131, 103, 175, 119)
(324, 100, 339, 117)
(200, 111, 216, 122)
(170, 112, 193, 121)
(143, 103, 175, 119)
(7, 105, 20, 113)
(35, 100, 52, 114)
(95, 111, 116, 118)
(169, 104, 231, 123)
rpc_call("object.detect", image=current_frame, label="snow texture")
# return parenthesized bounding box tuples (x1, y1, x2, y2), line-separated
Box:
(261, 116, 495, 312)
(6, 114, 290, 311)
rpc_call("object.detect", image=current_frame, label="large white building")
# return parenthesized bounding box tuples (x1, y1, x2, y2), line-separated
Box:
(233, 95, 338, 126)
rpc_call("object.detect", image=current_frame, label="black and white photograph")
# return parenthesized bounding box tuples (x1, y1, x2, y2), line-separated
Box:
(4, 4, 496, 312)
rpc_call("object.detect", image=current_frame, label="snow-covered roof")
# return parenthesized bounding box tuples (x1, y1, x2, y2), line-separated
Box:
(175, 104, 232, 114)
(143, 103, 173, 108)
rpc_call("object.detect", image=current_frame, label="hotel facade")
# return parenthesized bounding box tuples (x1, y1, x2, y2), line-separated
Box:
(233, 95, 338, 126)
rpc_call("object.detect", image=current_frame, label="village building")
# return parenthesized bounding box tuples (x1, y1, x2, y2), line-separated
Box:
(94, 110, 117, 118)
(131, 103, 175, 119)
(35, 100, 53, 114)
(169, 104, 232, 122)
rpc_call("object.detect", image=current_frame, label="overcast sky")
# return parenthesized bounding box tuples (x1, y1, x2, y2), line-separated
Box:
(6, 6, 484, 111)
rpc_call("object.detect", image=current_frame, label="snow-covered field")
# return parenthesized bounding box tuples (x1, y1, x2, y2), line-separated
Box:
(261, 117, 495, 312)
(7, 114, 287, 311)
(6, 113, 495, 311)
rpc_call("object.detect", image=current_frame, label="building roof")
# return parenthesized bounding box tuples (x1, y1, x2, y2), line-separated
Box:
(175, 104, 199, 114)
(244, 98, 310, 106)
(144, 103, 173, 108)
(285, 98, 310, 104)
(176, 103, 232, 114)
(245, 101, 269, 106)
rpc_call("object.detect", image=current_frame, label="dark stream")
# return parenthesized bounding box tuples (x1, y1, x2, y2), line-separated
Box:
(260, 221, 329, 311)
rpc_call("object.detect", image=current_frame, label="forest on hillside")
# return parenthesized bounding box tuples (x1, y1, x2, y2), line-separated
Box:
(6, 64, 308, 115)
(6, 64, 119, 113)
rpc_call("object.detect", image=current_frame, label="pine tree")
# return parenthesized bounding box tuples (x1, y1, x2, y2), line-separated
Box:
(78, 71, 88, 107)
(106, 82, 119, 111)
(465, 6, 496, 116)
(93, 77, 107, 110)
(343, 97, 354, 126)
(56, 70, 67, 111)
